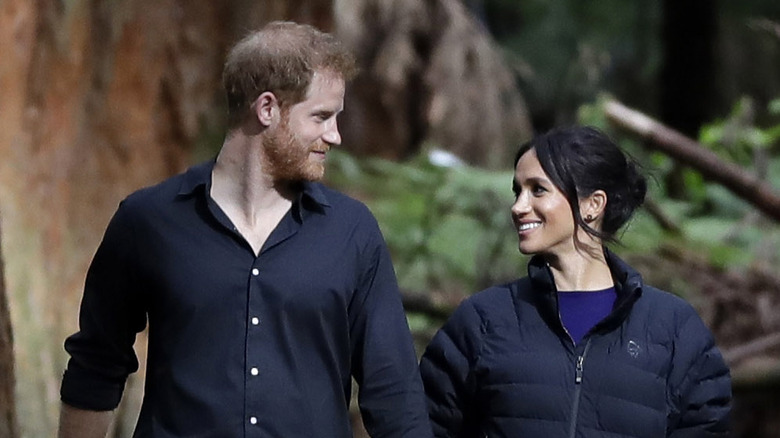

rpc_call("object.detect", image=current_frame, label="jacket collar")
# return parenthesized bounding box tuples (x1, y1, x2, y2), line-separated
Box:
(527, 248, 644, 333)
(603, 248, 643, 302)
(527, 248, 642, 294)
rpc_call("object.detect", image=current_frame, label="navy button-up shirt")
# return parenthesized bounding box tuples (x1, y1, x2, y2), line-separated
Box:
(61, 161, 431, 437)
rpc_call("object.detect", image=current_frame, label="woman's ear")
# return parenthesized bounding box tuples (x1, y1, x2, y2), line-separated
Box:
(252, 91, 279, 127)
(580, 190, 607, 223)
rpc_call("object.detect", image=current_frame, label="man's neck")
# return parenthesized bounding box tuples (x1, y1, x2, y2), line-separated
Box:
(210, 134, 297, 255)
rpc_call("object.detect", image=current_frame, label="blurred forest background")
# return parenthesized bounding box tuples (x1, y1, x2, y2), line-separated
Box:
(1, 0, 779, 437)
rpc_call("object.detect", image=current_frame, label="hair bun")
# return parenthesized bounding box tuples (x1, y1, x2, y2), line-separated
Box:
(625, 160, 647, 208)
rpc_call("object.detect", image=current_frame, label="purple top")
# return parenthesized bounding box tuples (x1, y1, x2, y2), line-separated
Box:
(558, 287, 616, 345)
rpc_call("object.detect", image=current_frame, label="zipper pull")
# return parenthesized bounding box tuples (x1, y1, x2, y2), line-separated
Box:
(575, 355, 584, 384)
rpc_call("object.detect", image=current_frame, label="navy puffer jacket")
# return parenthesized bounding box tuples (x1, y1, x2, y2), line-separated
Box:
(420, 250, 731, 437)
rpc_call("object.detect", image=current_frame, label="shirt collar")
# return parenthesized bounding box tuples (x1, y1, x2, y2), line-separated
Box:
(178, 160, 215, 196)
(299, 180, 331, 209)
(177, 160, 332, 215)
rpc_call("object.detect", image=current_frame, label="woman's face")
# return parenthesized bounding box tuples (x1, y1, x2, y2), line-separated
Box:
(510, 149, 578, 258)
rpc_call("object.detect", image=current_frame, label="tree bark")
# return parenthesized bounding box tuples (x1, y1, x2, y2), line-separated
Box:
(0, 0, 530, 436)
(660, 0, 717, 137)
(0, 217, 18, 438)
(604, 99, 780, 222)
(336, 0, 531, 168)
(660, 0, 717, 200)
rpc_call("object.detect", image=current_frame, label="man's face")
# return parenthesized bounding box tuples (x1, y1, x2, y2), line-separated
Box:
(264, 70, 346, 182)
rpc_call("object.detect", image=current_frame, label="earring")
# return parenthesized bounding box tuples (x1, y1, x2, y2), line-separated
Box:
(586, 214, 593, 221)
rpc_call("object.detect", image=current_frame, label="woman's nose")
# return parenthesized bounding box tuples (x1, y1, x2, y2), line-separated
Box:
(511, 193, 530, 217)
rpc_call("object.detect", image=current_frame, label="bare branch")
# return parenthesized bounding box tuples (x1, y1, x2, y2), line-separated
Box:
(604, 99, 780, 222)
(723, 332, 780, 365)
(642, 198, 683, 234)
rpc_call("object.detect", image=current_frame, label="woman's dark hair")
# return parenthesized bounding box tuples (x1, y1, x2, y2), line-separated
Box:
(513, 126, 647, 243)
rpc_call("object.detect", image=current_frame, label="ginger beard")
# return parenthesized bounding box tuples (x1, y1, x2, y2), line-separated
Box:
(262, 113, 327, 182)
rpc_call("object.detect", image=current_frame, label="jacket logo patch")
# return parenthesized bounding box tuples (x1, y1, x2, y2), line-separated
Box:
(627, 340, 641, 358)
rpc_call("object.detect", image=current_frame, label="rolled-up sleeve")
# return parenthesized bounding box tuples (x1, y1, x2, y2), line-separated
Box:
(348, 215, 433, 438)
(61, 201, 147, 411)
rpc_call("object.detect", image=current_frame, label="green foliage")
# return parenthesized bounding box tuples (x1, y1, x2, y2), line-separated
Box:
(700, 97, 775, 166)
(611, 209, 663, 253)
(487, 0, 663, 125)
(594, 96, 780, 269)
(325, 94, 780, 313)
(326, 149, 522, 297)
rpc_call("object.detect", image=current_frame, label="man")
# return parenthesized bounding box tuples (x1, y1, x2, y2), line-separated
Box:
(59, 21, 432, 437)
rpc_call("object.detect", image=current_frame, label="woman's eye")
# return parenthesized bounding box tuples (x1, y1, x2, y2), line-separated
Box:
(532, 185, 546, 195)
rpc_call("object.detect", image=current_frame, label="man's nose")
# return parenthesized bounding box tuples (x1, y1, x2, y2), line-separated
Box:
(322, 120, 341, 146)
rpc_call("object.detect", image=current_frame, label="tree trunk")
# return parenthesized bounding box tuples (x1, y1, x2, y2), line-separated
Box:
(337, 0, 531, 168)
(0, 0, 530, 436)
(0, 218, 17, 438)
(660, 0, 717, 137)
(660, 0, 717, 200)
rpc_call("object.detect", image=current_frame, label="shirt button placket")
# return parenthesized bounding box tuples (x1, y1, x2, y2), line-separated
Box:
(248, 266, 261, 432)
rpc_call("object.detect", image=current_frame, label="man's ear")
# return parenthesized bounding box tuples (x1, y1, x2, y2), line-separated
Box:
(580, 190, 607, 222)
(252, 91, 279, 127)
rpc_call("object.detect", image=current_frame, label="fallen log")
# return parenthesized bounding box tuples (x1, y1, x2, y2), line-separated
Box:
(603, 99, 780, 222)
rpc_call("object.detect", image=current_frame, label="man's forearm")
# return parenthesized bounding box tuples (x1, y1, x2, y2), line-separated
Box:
(58, 403, 114, 438)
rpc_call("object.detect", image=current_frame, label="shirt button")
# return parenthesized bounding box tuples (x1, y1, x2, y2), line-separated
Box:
(251, 317, 260, 325)
(251, 367, 259, 376)
(251, 268, 259, 276)
(250, 416, 257, 425)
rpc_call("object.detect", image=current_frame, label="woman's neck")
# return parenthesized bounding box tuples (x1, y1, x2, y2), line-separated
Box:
(544, 247, 613, 292)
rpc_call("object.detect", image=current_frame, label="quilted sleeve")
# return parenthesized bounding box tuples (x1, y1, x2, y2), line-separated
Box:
(667, 306, 731, 437)
(419, 299, 485, 437)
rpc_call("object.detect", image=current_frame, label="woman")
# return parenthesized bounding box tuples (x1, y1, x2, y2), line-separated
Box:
(419, 126, 731, 437)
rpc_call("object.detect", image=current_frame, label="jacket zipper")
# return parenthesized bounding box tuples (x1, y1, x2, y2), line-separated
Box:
(568, 339, 592, 438)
